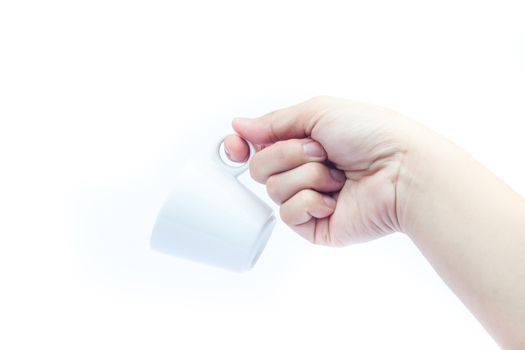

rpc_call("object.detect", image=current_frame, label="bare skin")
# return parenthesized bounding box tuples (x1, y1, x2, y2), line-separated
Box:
(224, 96, 525, 349)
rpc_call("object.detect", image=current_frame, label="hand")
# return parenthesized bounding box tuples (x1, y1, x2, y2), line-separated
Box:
(226, 96, 525, 347)
(225, 96, 427, 245)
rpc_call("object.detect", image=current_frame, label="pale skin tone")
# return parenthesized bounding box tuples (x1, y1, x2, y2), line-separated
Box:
(224, 96, 525, 349)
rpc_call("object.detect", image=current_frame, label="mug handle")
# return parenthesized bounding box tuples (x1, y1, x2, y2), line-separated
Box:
(216, 136, 256, 177)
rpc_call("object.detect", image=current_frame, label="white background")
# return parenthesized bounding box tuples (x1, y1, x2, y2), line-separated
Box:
(1, 0, 524, 349)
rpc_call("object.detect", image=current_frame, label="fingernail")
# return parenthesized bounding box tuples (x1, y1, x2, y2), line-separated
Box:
(329, 168, 346, 182)
(323, 196, 336, 208)
(303, 141, 325, 158)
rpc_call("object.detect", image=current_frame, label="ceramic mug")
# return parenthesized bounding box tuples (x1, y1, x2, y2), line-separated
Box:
(150, 136, 276, 271)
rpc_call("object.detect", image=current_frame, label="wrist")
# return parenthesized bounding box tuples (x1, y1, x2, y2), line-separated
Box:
(395, 123, 458, 238)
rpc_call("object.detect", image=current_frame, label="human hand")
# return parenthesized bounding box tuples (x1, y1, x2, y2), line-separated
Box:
(225, 96, 430, 245)
(226, 96, 525, 347)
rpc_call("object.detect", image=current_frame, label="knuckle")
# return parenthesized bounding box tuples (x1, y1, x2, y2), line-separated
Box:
(262, 139, 305, 167)
(275, 141, 292, 161)
(265, 176, 281, 203)
(308, 95, 331, 106)
(273, 140, 285, 149)
(249, 158, 265, 183)
(279, 205, 292, 224)
(300, 189, 317, 206)
(308, 162, 327, 183)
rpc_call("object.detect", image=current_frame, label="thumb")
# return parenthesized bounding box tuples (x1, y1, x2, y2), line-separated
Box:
(232, 98, 320, 145)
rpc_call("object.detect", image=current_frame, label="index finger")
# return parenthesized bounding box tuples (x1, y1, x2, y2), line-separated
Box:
(232, 97, 326, 145)
(224, 134, 250, 163)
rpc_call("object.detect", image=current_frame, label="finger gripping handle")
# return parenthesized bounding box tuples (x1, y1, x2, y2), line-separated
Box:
(216, 136, 256, 177)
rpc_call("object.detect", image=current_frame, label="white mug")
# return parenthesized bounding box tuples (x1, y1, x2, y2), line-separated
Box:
(150, 136, 276, 272)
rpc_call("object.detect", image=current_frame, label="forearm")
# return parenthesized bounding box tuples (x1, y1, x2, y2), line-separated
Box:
(399, 129, 525, 348)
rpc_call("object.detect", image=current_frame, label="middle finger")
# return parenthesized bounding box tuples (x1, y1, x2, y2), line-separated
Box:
(249, 138, 326, 183)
